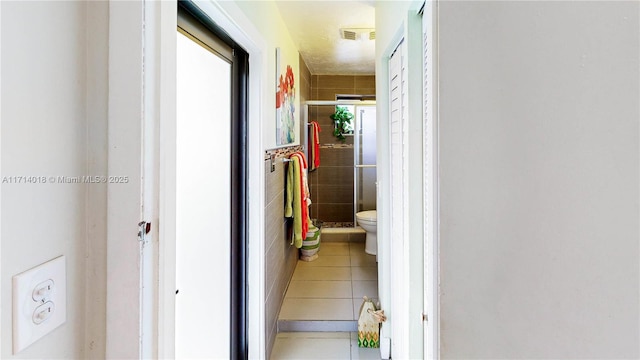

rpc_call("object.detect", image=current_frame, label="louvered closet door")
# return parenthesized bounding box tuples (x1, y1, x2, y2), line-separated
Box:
(388, 38, 409, 359)
(389, 44, 405, 243)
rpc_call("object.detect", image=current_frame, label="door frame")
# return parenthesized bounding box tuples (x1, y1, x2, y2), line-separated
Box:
(106, 0, 266, 358)
(0, 2, 3, 356)
(420, 1, 440, 359)
(105, 2, 147, 357)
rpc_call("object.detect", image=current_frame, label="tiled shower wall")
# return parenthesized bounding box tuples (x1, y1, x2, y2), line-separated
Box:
(299, 55, 312, 147)
(299, 55, 312, 103)
(308, 75, 376, 223)
(263, 54, 312, 359)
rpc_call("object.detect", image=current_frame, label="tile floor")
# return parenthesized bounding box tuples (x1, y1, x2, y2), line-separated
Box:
(279, 242, 379, 322)
(271, 332, 381, 359)
(272, 242, 380, 359)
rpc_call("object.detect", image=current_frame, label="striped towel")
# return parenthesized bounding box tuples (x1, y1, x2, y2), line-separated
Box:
(284, 152, 313, 248)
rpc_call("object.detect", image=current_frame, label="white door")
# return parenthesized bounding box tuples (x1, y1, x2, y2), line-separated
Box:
(174, 28, 232, 359)
(388, 39, 410, 359)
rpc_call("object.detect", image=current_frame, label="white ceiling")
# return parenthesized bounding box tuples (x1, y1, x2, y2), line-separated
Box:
(274, 1, 376, 75)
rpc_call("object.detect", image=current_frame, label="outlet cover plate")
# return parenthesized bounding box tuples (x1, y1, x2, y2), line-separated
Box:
(12, 255, 66, 354)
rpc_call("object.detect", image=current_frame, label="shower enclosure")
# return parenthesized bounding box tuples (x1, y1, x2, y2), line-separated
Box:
(303, 100, 377, 227)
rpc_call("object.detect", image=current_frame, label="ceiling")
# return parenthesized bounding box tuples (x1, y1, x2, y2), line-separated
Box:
(274, 1, 376, 75)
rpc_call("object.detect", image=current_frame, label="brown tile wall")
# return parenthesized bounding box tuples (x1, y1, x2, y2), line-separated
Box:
(265, 55, 311, 359)
(308, 75, 375, 223)
(264, 157, 298, 358)
(299, 56, 312, 150)
(299, 55, 312, 103)
(320, 232, 366, 243)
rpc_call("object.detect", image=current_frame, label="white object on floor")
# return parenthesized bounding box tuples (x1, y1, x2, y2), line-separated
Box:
(356, 210, 377, 255)
(380, 336, 391, 359)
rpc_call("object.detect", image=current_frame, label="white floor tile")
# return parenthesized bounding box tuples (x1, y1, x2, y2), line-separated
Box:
(270, 337, 351, 359)
(351, 266, 377, 281)
(285, 280, 352, 299)
(297, 255, 351, 267)
(318, 242, 350, 256)
(322, 227, 365, 234)
(352, 280, 378, 299)
(279, 298, 353, 320)
(276, 332, 350, 339)
(292, 266, 351, 281)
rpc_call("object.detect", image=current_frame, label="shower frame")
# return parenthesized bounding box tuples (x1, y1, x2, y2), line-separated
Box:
(302, 100, 377, 227)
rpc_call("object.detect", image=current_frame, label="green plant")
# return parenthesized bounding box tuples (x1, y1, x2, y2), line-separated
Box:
(330, 106, 354, 142)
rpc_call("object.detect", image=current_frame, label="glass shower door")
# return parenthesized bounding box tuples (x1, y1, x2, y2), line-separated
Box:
(354, 105, 377, 219)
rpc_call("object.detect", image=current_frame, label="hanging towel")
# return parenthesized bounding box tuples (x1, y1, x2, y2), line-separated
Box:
(284, 155, 304, 247)
(284, 152, 314, 248)
(313, 122, 320, 169)
(309, 125, 316, 172)
(309, 121, 321, 171)
(292, 152, 309, 205)
(291, 152, 313, 237)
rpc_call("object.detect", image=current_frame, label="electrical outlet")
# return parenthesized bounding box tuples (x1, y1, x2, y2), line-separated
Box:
(12, 255, 66, 354)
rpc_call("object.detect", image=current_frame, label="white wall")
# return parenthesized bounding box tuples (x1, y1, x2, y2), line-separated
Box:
(218, 0, 300, 150)
(1, 1, 300, 358)
(435, 1, 639, 358)
(376, 0, 640, 358)
(1, 1, 108, 358)
(84, 1, 109, 358)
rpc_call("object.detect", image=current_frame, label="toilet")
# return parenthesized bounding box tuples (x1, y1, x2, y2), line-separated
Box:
(356, 210, 377, 255)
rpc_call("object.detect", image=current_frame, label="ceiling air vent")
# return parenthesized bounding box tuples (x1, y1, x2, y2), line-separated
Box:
(340, 28, 375, 41)
(340, 29, 358, 40)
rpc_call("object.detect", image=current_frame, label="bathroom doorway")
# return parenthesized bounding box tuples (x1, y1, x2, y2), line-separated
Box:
(304, 100, 377, 227)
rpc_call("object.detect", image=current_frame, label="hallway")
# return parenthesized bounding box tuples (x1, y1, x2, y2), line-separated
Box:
(279, 241, 377, 328)
(1, 1, 638, 359)
(272, 241, 380, 359)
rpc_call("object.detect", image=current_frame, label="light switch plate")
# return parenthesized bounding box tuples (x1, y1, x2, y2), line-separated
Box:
(12, 255, 66, 354)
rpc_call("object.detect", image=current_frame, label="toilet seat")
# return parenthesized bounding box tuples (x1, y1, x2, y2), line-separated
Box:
(356, 210, 377, 222)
